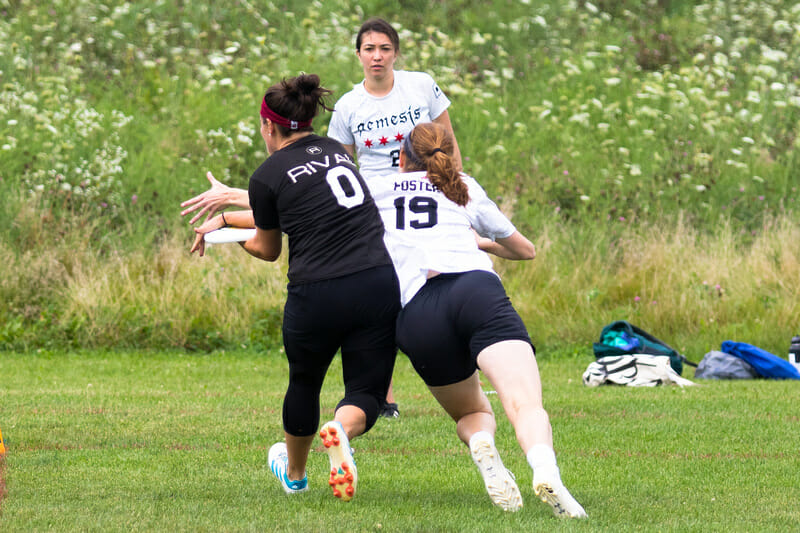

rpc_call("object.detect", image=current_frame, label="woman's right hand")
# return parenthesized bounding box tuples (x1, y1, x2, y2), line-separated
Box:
(180, 171, 236, 224)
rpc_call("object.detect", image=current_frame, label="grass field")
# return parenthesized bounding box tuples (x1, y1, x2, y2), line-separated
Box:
(1, 349, 797, 532)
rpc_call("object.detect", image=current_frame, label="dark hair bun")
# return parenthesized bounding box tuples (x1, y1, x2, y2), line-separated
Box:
(295, 73, 321, 94)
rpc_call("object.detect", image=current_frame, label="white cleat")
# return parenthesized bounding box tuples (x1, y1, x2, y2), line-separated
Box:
(319, 421, 357, 501)
(533, 477, 587, 518)
(470, 437, 523, 512)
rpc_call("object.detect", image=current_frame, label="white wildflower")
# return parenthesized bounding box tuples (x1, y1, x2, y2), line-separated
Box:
(755, 64, 778, 78)
(568, 112, 590, 126)
(746, 91, 761, 104)
(772, 20, 792, 34)
(471, 32, 486, 45)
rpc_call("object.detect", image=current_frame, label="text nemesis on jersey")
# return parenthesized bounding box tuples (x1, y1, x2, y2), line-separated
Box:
(329, 71, 451, 179)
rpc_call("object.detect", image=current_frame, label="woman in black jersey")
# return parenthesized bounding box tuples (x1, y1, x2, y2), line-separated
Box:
(186, 74, 400, 502)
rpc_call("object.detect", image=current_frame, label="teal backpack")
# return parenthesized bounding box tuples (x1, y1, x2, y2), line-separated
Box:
(593, 320, 697, 375)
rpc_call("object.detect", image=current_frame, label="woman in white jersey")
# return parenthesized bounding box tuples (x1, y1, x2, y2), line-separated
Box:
(328, 17, 463, 182)
(328, 17, 464, 416)
(369, 122, 588, 518)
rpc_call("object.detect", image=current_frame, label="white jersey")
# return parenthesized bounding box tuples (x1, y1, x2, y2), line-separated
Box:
(370, 170, 517, 306)
(328, 70, 451, 182)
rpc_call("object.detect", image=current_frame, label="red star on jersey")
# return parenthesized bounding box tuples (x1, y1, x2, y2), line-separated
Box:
(364, 139, 373, 148)
(394, 132, 404, 142)
(379, 136, 389, 146)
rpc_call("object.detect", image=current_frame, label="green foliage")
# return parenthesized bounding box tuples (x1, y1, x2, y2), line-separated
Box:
(1, 1, 800, 350)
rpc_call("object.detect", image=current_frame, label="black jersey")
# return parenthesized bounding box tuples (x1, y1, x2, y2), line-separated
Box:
(249, 135, 391, 284)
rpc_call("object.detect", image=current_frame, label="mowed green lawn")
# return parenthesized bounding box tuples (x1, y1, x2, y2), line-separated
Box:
(1, 350, 797, 532)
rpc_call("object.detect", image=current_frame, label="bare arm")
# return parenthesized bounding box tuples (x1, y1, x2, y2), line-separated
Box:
(180, 171, 250, 224)
(340, 143, 355, 158)
(242, 228, 282, 262)
(432, 110, 463, 172)
(476, 231, 536, 260)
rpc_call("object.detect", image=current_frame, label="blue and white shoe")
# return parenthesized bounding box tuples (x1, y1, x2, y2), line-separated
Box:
(268, 442, 308, 494)
(319, 421, 357, 501)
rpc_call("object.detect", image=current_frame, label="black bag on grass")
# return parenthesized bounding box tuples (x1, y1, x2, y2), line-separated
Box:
(593, 320, 697, 375)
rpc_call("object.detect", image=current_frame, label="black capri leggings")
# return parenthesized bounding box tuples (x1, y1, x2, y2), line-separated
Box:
(281, 264, 400, 437)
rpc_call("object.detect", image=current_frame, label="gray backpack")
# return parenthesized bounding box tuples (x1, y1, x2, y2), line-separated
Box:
(694, 351, 758, 379)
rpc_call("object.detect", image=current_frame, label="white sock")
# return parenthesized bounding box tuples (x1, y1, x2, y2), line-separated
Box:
(527, 444, 560, 479)
(469, 431, 495, 449)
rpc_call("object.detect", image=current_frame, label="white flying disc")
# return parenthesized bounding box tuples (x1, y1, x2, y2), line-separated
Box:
(204, 227, 256, 244)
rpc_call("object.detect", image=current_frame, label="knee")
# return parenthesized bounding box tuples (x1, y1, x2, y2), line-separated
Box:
(337, 393, 381, 433)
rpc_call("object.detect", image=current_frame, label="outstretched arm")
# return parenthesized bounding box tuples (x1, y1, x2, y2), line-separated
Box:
(476, 231, 536, 260)
(180, 171, 249, 224)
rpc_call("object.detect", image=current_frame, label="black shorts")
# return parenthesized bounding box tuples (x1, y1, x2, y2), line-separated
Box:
(395, 270, 533, 387)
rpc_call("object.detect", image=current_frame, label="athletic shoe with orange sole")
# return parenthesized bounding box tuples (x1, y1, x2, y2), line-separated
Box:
(319, 421, 357, 501)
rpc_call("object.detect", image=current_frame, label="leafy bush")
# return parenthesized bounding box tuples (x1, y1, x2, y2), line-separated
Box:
(1, 0, 799, 351)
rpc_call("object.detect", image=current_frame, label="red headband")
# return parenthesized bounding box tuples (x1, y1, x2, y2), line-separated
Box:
(260, 98, 312, 130)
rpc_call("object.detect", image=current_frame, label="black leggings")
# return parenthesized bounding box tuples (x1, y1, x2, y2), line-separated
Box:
(281, 264, 400, 437)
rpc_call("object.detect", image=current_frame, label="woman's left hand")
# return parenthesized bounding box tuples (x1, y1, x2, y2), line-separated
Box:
(189, 214, 226, 256)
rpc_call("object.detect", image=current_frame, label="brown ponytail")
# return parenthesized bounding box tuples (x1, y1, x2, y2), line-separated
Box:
(403, 122, 468, 206)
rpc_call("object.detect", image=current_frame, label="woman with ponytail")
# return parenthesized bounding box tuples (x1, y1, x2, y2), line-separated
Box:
(185, 74, 401, 503)
(369, 122, 587, 518)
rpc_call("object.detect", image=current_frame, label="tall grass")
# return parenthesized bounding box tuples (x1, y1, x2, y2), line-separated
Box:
(502, 214, 800, 357)
(2, 0, 800, 352)
(0, 231, 288, 351)
(2, 209, 798, 356)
